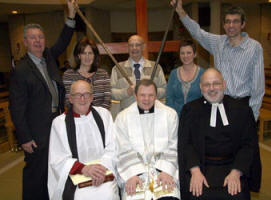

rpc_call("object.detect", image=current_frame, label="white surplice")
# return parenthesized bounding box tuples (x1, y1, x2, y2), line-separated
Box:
(114, 100, 180, 199)
(48, 106, 119, 200)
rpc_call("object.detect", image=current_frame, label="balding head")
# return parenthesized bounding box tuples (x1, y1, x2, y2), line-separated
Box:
(200, 68, 224, 84)
(128, 35, 145, 62)
(128, 35, 145, 44)
(200, 68, 226, 103)
(70, 80, 93, 95)
(69, 80, 93, 115)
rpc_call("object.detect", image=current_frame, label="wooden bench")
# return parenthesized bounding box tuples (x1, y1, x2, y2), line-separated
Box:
(0, 101, 16, 151)
(263, 68, 271, 110)
(258, 108, 271, 142)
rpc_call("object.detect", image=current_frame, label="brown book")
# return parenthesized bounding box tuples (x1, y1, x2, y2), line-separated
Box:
(78, 173, 115, 188)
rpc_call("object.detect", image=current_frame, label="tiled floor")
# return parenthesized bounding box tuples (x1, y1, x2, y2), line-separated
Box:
(0, 142, 270, 200)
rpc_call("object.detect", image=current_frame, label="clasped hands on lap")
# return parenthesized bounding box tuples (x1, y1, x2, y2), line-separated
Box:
(125, 172, 176, 196)
(190, 167, 241, 197)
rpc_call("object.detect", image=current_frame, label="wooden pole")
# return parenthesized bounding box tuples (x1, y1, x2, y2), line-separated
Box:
(151, 1, 177, 80)
(73, 3, 133, 86)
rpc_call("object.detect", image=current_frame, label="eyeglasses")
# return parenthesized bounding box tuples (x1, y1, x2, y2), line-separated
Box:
(224, 19, 241, 25)
(201, 81, 223, 89)
(128, 43, 143, 48)
(71, 92, 92, 99)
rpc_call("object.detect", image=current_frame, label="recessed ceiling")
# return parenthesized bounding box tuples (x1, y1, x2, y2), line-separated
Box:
(0, 0, 269, 23)
(0, 0, 171, 22)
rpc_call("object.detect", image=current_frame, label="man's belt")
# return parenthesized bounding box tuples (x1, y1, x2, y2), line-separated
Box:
(78, 174, 115, 188)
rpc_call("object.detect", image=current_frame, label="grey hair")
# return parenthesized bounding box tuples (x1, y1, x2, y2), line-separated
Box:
(24, 24, 44, 38)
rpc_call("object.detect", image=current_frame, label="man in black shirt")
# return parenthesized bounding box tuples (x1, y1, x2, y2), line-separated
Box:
(178, 68, 261, 200)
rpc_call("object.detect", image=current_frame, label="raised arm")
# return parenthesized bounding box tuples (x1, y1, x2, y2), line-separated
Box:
(50, 0, 76, 58)
(171, 0, 221, 55)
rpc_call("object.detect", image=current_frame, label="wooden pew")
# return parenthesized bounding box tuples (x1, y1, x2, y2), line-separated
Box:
(262, 68, 271, 110)
(0, 101, 16, 151)
(258, 68, 271, 141)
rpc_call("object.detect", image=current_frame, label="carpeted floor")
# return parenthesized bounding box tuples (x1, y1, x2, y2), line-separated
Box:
(251, 145, 271, 200)
(0, 151, 23, 200)
(0, 144, 270, 200)
(263, 134, 271, 146)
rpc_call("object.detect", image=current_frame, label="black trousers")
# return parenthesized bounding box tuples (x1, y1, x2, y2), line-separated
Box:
(23, 147, 49, 200)
(190, 163, 250, 200)
(190, 186, 250, 200)
(235, 96, 262, 192)
(22, 112, 59, 200)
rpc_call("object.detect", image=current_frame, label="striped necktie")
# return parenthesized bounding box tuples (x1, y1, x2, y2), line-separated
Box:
(134, 63, 140, 84)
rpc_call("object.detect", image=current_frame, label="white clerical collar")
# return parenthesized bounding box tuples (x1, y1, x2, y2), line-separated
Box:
(69, 107, 91, 118)
(138, 105, 154, 114)
(209, 102, 229, 127)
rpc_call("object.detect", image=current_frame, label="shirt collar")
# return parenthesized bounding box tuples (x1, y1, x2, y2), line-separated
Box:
(137, 105, 155, 114)
(129, 57, 144, 67)
(225, 32, 249, 50)
(202, 97, 224, 105)
(27, 52, 44, 65)
(65, 107, 92, 118)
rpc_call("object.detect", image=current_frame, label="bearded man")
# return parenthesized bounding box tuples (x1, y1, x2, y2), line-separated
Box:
(178, 68, 261, 200)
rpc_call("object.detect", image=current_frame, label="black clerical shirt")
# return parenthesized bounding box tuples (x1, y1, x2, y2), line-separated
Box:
(202, 102, 234, 158)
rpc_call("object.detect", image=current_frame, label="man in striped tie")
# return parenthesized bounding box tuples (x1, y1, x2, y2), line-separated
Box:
(171, 0, 265, 121)
(111, 35, 167, 111)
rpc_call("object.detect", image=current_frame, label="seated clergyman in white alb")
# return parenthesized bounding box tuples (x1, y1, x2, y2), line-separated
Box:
(48, 80, 119, 200)
(114, 79, 180, 200)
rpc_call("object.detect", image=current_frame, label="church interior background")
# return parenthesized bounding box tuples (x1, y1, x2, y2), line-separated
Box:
(0, 0, 270, 199)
